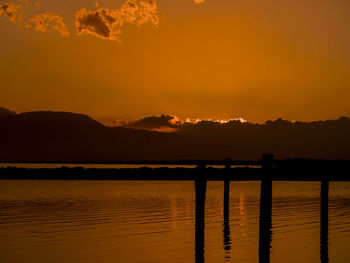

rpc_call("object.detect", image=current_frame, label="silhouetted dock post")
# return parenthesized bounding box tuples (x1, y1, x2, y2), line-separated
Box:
(224, 180, 230, 216)
(223, 158, 231, 258)
(259, 154, 273, 263)
(195, 162, 207, 263)
(224, 158, 231, 214)
(320, 175, 329, 263)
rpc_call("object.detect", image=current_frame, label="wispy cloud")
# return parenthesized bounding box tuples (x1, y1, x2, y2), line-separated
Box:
(75, 0, 159, 41)
(1, 0, 203, 41)
(0, 4, 24, 24)
(0, 2, 69, 36)
(27, 12, 69, 36)
(193, 0, 204, 5)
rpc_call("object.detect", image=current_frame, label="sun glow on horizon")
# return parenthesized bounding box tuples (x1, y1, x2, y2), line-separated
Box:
(106, 115, 248, 132)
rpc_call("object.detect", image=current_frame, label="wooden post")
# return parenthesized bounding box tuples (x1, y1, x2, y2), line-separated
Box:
(224, 158, 231, 216)
(262, 154, 274, 172)
(259, 154, 273, 263)
(320, 177, 329, 263)
(225, 158, 231, 169)
(197, 161, 207, 170)
(195, 164, 207, 263)
(223, 179, 231, 259)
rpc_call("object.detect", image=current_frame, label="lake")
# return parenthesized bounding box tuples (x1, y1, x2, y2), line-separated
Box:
(0, 180, 350, 263)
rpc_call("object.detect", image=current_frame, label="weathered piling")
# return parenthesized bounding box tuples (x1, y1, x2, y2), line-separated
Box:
(320, 176, 329, 263)
(259, 154, 273, 263)
(223, 158, 231, 258)
(224, 158, 231, 215)
(224, 180, 230, 219)
(195, 162, 207, 263)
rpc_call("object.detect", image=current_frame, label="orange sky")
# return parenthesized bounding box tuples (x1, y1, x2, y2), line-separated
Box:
(1, 0, 350, 123)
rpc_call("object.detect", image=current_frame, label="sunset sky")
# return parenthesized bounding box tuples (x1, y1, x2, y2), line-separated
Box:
(1, 0, 350, 123)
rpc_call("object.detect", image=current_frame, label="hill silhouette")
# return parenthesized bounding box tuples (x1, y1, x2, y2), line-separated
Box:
(0, 107, 16, 117)
(0, 111, 350, 161)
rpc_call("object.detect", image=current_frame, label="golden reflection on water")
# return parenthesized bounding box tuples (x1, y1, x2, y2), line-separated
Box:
(0, 180, 350, 263)
(239, 194, 246, 229)
(170, 197, 178, 232)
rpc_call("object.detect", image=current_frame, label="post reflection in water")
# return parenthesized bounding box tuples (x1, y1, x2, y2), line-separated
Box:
(259, 178, 273, 263)
(192, 167, 331, 263)
(223, 180, 232, 260)
(195, 175, 207, 263)
(321, 179, 329, 263)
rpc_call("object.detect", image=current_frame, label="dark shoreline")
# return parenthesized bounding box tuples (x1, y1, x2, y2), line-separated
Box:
(1, 165, 349, 181)
(2, 159, 350, 165)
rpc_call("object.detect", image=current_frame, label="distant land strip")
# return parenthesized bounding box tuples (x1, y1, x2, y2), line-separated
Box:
(1, 159, 350, 165)
(1, 163, 350, 181)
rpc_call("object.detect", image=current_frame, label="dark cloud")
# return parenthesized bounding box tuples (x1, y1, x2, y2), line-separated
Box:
(126, 114, 176, 130)
(75, 8, 114, 39)
(116, 115, 251, 131)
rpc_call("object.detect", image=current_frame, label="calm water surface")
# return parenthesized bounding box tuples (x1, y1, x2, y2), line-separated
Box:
(0, 180, 350, 263)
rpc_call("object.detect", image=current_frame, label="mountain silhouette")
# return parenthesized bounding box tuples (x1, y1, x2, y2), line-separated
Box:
(0, 107, 16, 117)
(0, 111, 350, 161)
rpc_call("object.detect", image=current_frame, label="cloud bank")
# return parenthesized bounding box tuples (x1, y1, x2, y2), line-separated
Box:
(114, 114, 247, 132)
(75, 0, 159, 41)
(124, 114, 177, 132)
